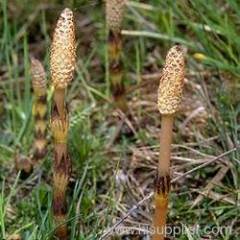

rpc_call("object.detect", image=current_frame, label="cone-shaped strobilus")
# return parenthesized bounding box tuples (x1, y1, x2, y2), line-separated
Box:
(105, 0, 128, 112)
(50, 8, 76, 240)
(152, 45, 186, 240)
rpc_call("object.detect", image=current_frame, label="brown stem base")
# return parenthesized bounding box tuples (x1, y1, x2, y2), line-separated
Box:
(54, 215, 68, 240)
(152, 174, 171, 240)
(53, 171, 69, 240)
(52, 147, 70, 240)
(152, 193, 168, 240)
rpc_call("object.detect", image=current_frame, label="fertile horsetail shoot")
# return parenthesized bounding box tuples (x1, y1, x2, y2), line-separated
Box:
(106, 0, 127, 112)
(50, 8, 76, 240)
(153, 45, 186, 240)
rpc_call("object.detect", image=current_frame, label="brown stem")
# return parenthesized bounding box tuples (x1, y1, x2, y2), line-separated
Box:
(152, 114, 174, 240)
(32, 95, 48, 163)
(54, 88, 66, 120)
(108, 30, 128, 112)
(52, 140, 70, 240)
(15, 91, 48, 177)
(51, 102, 70, 239)
(158, 115, 174, 175)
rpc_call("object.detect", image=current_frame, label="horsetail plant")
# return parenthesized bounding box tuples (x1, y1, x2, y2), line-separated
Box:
(152, 45, 186, 240)
(15, 58, 47, 175)
(105, 0, 127, 112)
(50, 8, 76, 240)
(31, 57, 48, 164)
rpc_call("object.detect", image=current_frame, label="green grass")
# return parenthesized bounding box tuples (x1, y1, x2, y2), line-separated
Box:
(0, 0, 239, 239)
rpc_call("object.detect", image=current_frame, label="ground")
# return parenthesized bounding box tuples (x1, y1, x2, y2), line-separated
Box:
(0, 1, 239, 240)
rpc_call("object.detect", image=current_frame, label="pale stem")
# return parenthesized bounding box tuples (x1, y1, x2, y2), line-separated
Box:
(158, 114, 174, 175)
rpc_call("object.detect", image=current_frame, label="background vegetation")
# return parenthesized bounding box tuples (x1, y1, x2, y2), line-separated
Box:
(0, 0, 239, 239)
